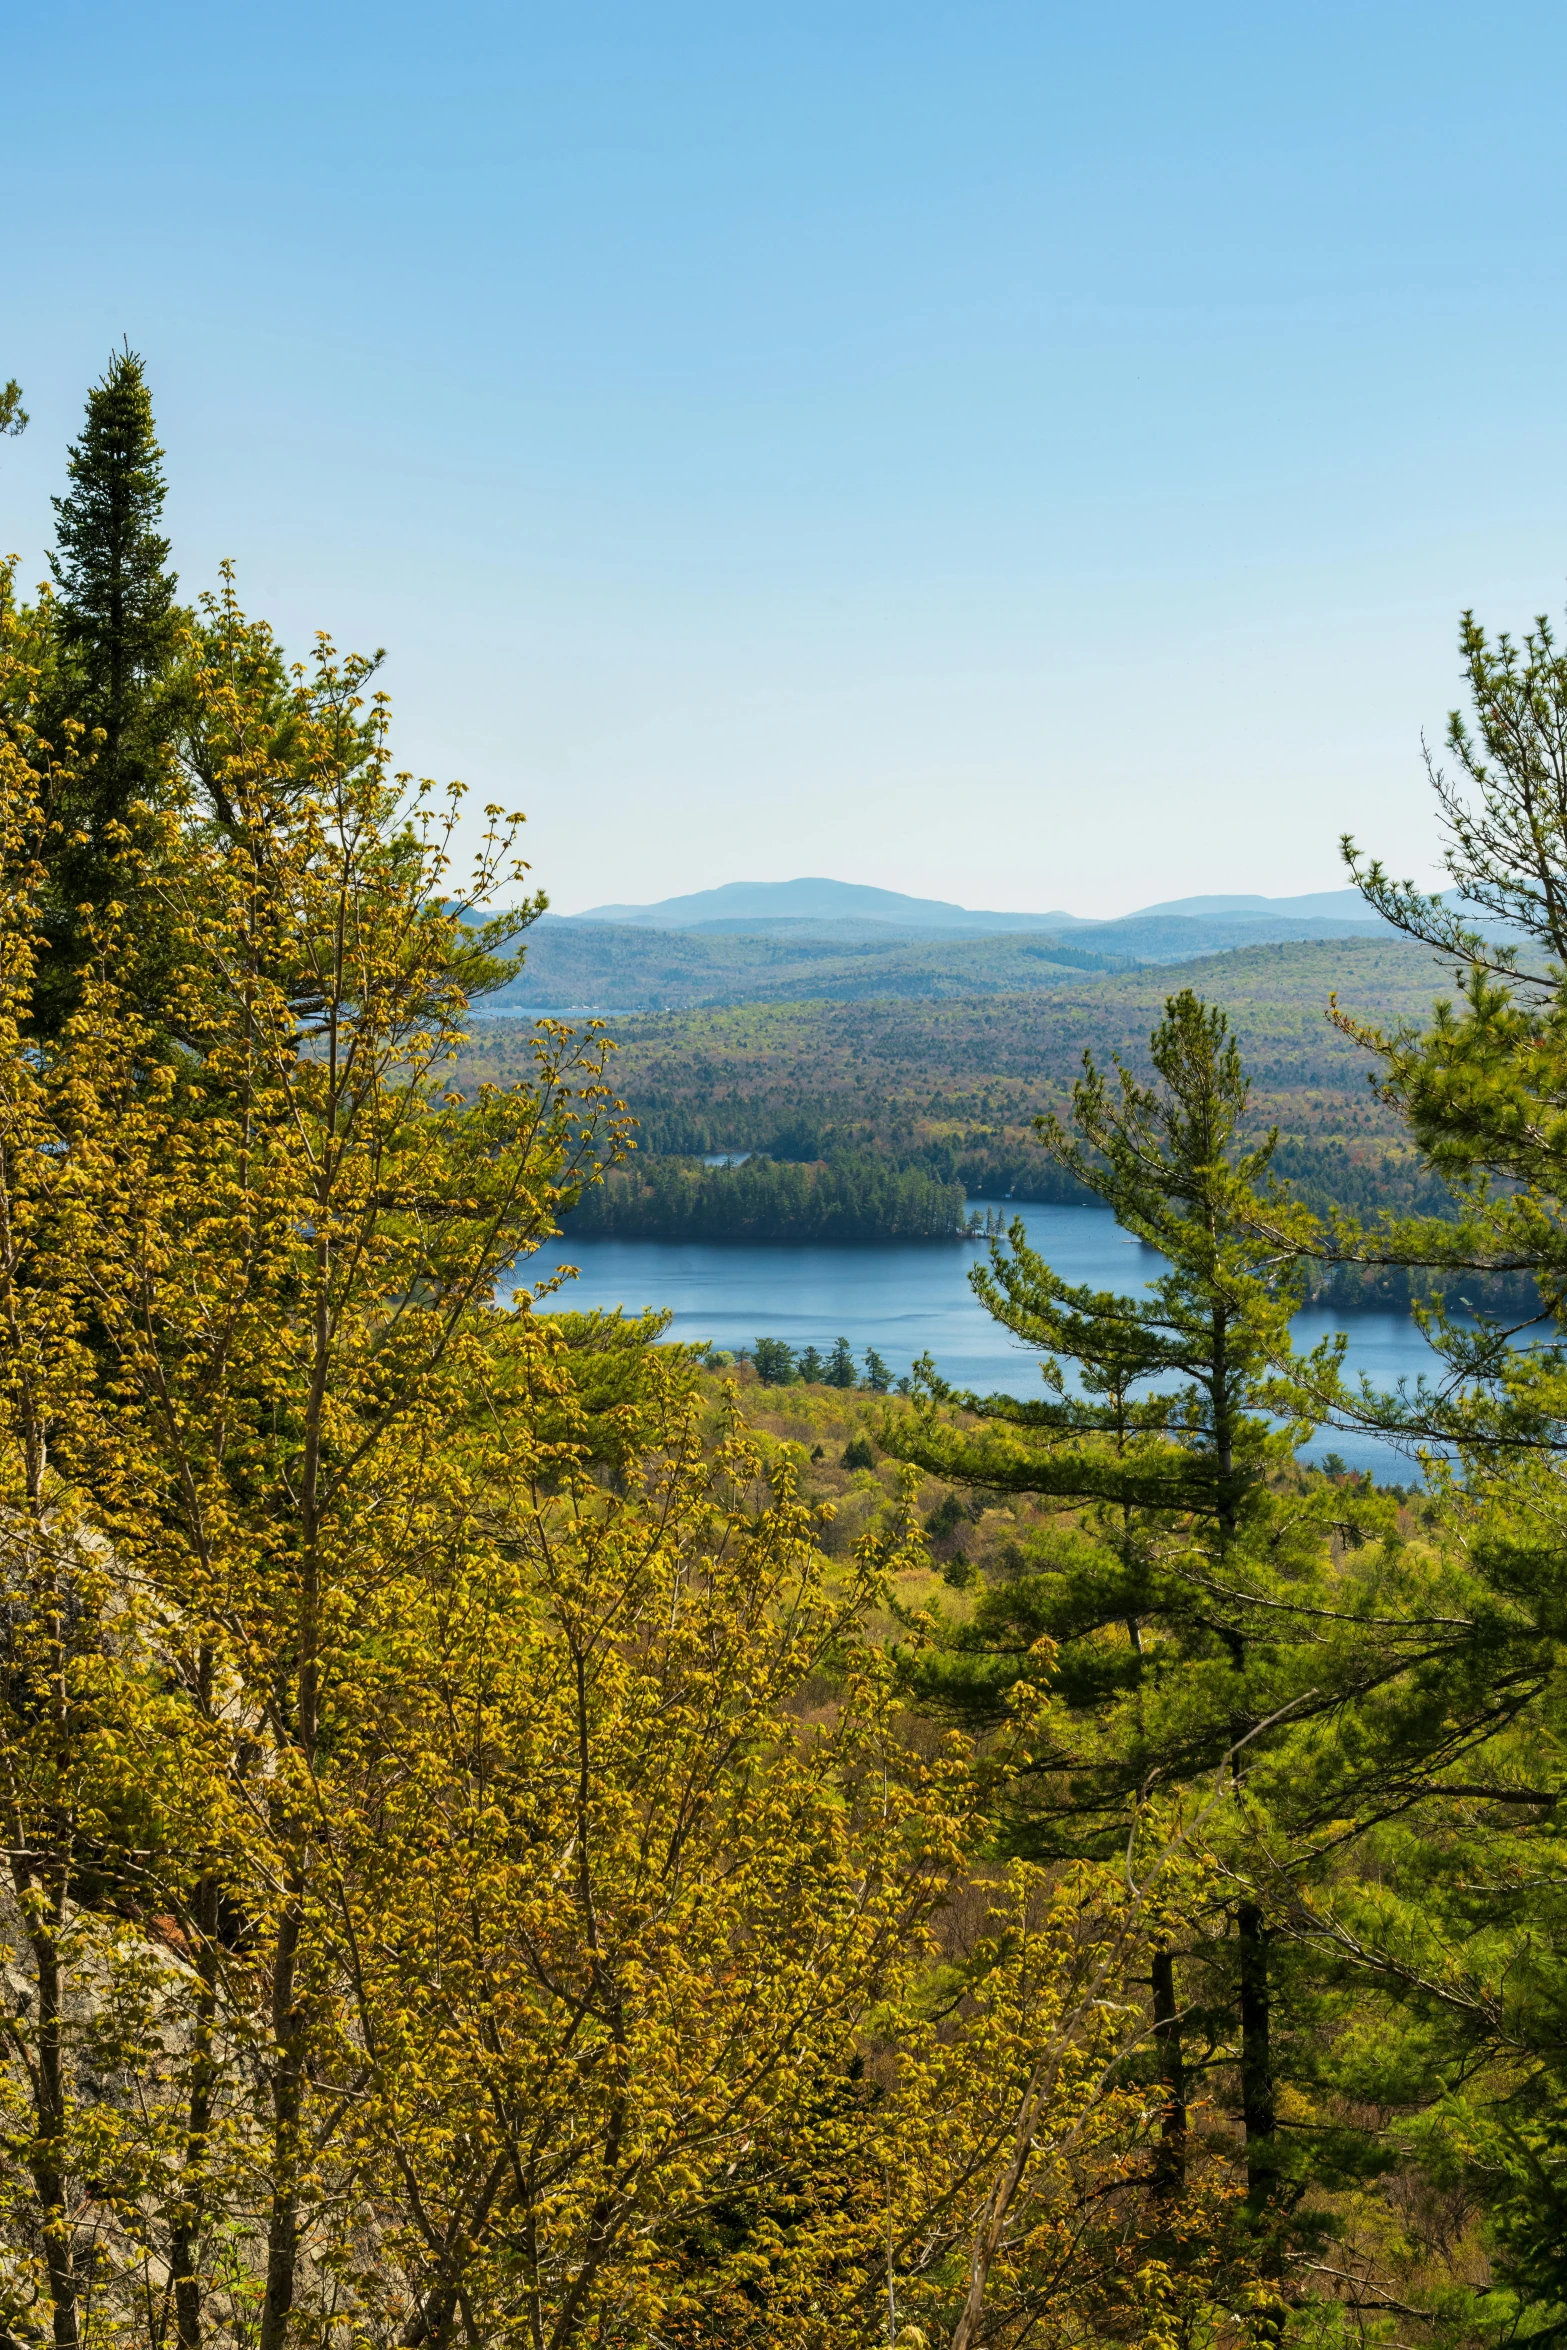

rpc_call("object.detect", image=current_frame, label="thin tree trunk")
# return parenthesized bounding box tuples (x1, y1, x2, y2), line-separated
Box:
(1238, 1900, 1275, 2212)
(13, 1529, 82, 2350)
(171, 1872, 220, 2350)
(259, 1199, 329, 2350)
(1151, 1945, 1187, 2192)
(948, 2051, 1060, 2350)
(14, 1860, 80, 2350)
(258, 1888, 306, 2350)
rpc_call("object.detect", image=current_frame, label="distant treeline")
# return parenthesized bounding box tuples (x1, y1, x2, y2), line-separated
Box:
(609, 1126, 1480, 1222)
(1270, 1140, 1540, 1313)
(470, 977, 1549, 1288)
(1297, 1257, 1539, 1314)
(462, 952, 1462, 1224)
(744, 1337, 895, 1389)
(623, 1115, 1097, 1206)
(483, 915, 1140, 1017)
(569, 1151, 995, 1243)
(1268, 1138, 1453, 1222)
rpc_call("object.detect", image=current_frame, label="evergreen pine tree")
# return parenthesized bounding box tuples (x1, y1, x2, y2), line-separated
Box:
(35, 348, 183, 1027)
(751, 1338, 796, 1385)
(48, 346, 180, 828)
(1267, 595, 1567, 2327)
(1334, 601, 1567, 1410)
(886, 994, 1366, 2249)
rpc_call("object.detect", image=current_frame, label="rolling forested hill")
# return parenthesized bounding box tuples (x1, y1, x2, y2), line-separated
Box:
(489, 905, 1396, 1012)
(464, 935, 1461, 1238)
(470, 936, 1446, 1145)
(484, 915, 1130, 1012)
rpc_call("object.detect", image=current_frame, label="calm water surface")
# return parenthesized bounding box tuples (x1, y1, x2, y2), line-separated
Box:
(514, 1203, 1446, 1483)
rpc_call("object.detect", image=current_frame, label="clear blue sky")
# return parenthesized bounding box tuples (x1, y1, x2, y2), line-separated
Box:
(6, 1, 1567, 917)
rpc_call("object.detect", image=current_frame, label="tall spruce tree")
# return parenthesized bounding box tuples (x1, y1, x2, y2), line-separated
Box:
(35, 348, 182, 1027)
(48, 346, 180, 831)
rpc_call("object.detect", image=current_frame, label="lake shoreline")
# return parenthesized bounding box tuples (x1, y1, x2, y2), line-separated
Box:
(518, 1201, 1444, 1484)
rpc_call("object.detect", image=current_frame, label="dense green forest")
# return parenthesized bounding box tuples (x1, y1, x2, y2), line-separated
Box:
(11, 352, 1567, 2350)
(465, 934, 1447, 1187)
(571, 1147, 1001, 1242)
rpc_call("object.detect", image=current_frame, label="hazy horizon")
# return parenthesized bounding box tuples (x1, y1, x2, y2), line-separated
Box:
(560, 875, 1381, 926)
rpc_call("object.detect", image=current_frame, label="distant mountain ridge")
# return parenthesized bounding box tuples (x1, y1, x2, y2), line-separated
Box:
(496, 877, 1496, 1017)
(574, 875, 1386, 935)
(575, 878, 1082, 933)
(1131, 888, 1383, 922)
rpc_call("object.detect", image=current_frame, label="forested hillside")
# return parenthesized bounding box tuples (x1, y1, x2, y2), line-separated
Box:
(464, 937, 1468, 1281)
(488, 907, 1397, 1012)
(486, 913, 1133, 1012)
(469, 934, 1445, 1165)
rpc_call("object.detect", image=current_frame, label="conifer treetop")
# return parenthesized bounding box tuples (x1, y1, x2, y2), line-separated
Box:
(50, 342, 179, 705)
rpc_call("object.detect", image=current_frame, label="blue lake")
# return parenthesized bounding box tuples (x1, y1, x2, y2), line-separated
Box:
(513, 1202, 1446, 1484)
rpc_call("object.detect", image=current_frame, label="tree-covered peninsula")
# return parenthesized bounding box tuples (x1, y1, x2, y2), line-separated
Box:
(571, 1146, 1002, 1241)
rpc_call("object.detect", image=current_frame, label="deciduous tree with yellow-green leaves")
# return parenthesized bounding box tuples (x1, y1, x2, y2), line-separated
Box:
(0, 546, 1198, 2350)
